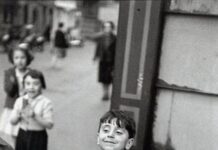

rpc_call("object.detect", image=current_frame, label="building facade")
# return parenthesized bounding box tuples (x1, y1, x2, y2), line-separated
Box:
(0, 0, 54, 36)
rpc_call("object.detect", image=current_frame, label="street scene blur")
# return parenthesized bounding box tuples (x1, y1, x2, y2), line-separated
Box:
(3, 0, 218, 150)
(0, 0, 119, 150)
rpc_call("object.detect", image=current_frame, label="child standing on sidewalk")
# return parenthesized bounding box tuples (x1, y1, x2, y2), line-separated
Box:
(97, 110, 136, 150)
(0, 45, 34, 145)
(11, 69, 53, 150)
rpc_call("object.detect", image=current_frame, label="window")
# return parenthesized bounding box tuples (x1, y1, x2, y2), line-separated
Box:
(3, 4, 14, 24)
(23, 5, 28, 24)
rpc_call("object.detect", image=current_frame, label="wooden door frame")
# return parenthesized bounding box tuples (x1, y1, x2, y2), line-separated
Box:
(110, 0, 165, 149)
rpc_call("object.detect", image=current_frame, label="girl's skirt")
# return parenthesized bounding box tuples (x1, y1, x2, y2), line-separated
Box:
(0, 108, 19, 137)
(16, 129, 47, 150)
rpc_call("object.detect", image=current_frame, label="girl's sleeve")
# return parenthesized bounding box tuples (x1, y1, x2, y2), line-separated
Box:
(10, 98, 22, 124)
(42, 101, 54, 124)
(4, 70, 18, 97)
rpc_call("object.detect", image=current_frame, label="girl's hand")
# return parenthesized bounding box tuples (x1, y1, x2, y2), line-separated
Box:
(27, 107, 35, 118)
(20, 111, 28, 120)
(17, 110, 22, 120)
(21, 106, 35, 118)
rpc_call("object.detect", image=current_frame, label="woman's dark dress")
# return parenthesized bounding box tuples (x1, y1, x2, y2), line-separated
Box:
(94, 33, 116, 84)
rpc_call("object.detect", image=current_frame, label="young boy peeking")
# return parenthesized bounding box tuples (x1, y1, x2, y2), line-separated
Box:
(97, 110, 136, 150)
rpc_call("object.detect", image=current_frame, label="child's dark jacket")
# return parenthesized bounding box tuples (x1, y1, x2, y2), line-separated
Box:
(4, 67, 46, 109)
(4, 68, 19, 109)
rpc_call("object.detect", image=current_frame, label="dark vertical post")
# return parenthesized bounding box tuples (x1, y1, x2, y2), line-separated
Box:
(111, 0, 163, 149)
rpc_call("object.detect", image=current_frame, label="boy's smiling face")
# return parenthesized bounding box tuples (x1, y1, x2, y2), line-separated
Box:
(97, 118, 134, 150)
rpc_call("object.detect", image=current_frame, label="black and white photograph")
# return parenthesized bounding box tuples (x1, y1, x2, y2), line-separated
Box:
(0, 0, 218, 150)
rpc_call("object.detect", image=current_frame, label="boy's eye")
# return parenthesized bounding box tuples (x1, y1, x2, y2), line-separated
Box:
(116, 130, 124, 135)
(102, 127, 110, 133)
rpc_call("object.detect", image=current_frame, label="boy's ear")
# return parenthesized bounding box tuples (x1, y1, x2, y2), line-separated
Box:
(125, 138, 135, 150)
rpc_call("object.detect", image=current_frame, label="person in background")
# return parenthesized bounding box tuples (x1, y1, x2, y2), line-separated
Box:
(51, 22, 68, 68)
(92, 21, 117, 100)
(22, 24, 36, 52)
(43, 24, 52, 42)
(2, 25, 20, 53)
(11, 69, 53, 150)
(97, 110, 136, 150)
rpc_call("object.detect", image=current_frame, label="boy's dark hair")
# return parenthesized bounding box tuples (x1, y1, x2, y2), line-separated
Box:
(8, 47, 34, 66)
(23, 69, 46, 89)
(98, 110, 136, 139)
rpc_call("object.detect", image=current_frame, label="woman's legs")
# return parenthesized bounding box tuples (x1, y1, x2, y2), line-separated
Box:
(102, 84, 110, 100)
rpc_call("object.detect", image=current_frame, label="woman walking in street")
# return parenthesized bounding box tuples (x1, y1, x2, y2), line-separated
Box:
(91, 21, 117, 100)
(51, 22, 69, 68)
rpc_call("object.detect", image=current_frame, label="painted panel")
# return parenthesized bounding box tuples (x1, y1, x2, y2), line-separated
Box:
(168, 0, 218, 15)
(126, 1, 145, 94)
(121, 0, 152, 100)
(159, 15, 218, 94)
(153, 89, 218, 150)
(119, 105, 139, 145)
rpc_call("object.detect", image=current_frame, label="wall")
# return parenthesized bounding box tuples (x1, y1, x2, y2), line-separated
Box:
(153, 15, 218, 150)
(154, 89, 218, 150)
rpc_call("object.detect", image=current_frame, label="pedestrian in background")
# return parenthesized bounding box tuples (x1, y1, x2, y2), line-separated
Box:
(22, 24, 36, 52)
(51, 22, 69, 68)
(43, 24, 52, 42)
(90, 21, 117, 100)
(10, 70, 53, 150)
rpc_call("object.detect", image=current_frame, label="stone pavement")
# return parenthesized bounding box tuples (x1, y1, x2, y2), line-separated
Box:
(0, 41, 111, 150)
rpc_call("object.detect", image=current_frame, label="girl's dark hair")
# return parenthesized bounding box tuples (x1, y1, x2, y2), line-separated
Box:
(23, 69, 46, 89)
(8, 47, 34, 66)
(98, 110, 136, 139)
